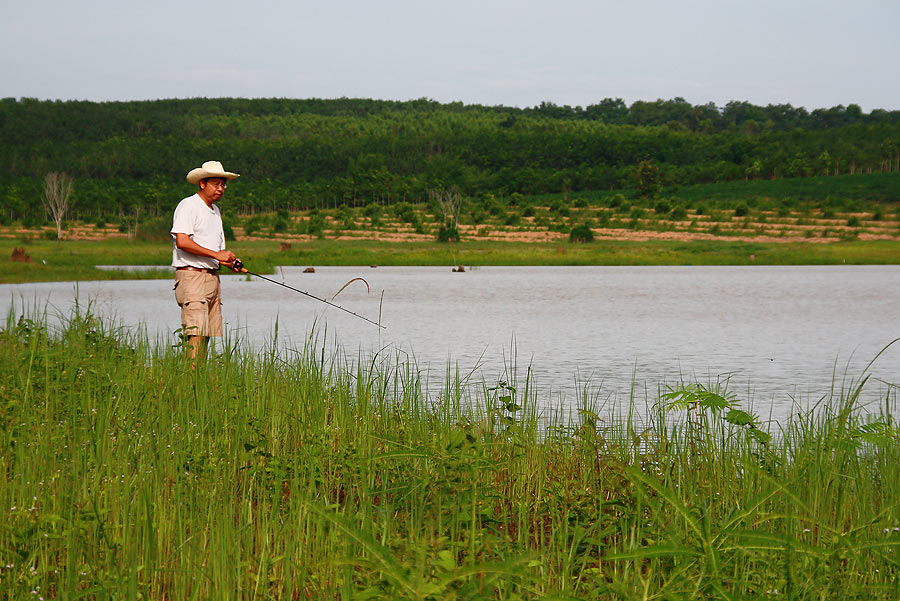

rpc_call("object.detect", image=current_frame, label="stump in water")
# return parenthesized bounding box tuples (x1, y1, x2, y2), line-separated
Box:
(303, 267, 316, 273)
(452, 265, 465, 272)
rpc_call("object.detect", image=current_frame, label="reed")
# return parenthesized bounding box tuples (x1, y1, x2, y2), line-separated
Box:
(1, 309, 898, 600)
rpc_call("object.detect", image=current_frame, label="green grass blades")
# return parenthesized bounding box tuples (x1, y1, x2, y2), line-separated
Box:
(1, 308, 899, 599)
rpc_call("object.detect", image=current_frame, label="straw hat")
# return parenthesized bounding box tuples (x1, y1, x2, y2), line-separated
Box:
(186, 161, 240, 185)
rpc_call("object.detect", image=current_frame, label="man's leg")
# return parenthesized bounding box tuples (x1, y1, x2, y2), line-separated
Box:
(186, 334, 209, 363)
(175, 270, 212, 366)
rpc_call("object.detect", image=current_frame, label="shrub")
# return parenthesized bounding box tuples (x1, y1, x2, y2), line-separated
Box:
(337, 206, 355, 230)
(847, 216, 861, 227)
(393, 201, 417, 224)
(573, 198, 588, 208)
(608, 193, 625, 209)
(307, 213, 325, 237)
(272, 217, 289, 233)
(436, 222, 460, 242)
(134, 217, 174, 242)
(569, 223, 594, 243)
(364, 203, 381, 227)
(223, 222, 235, 241)
(94, 218, 106, 229)
(629, 207, 645, 220)
(244, 217, 262, 237)
(654, 201, 671, 214)
(549, 199, 567, 215)
(670, 206, 688, 221)
(504, 212, 521, 226)
(734, 204, 749, 217)
(522, 206, 535, 218)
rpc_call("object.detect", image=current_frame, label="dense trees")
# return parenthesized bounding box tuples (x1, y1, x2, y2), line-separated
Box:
(0, 96, 899, 221)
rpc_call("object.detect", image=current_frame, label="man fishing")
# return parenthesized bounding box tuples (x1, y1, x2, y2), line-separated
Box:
(171, 160, 242, 361)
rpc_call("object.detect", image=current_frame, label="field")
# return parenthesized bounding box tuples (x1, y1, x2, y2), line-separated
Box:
(3, 173, 900, 284)
(1, 309, 899, 599)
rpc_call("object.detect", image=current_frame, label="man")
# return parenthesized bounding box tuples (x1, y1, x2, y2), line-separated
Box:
(171, 160, 241, 361)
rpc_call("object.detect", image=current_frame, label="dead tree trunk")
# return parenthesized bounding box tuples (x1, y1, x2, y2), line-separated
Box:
(41, 172, 74, 244)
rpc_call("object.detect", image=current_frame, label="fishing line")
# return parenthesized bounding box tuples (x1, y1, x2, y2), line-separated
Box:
(232, 260, 385, 329)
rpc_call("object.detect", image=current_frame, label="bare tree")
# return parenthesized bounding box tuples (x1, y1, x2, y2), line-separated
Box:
(42, 172, 74, 243)
(429, 187, 462, 242)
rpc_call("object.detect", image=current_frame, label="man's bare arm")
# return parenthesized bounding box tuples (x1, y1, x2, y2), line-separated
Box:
(175, 233, 236, 266)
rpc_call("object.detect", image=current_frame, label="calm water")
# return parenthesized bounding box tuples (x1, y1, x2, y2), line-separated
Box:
(3, 265, 899, 421)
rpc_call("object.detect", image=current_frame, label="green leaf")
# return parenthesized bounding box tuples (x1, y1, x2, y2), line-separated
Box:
(605, 544, 700, 560)
(748, 428, 771, 445)
(725, 409, 754, 426)
(434, 549, 456, 571)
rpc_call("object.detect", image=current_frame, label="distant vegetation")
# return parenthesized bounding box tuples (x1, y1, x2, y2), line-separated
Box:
(1, 96, 899, 228)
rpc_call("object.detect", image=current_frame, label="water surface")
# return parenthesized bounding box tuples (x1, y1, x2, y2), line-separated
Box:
(3, 265, 899, 421)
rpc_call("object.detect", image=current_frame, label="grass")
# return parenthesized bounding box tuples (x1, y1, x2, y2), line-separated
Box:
(2, 172, 900, 282)
(1, 308, 899, 599)
(3, 238, 900, 284)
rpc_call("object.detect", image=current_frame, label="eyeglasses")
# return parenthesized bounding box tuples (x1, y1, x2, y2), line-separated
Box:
(205, 180, 227, 190)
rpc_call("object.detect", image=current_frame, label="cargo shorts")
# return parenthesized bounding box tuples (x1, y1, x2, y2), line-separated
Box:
(173, 269, 223, 337)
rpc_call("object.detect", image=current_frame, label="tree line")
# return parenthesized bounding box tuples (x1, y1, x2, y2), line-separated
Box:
(0, 96, 898, 222)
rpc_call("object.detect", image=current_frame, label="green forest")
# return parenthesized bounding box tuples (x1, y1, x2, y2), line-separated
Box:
(1, 96, 899, 223)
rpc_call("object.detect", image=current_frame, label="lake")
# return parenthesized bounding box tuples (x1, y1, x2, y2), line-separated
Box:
(3, 265, 899, 422)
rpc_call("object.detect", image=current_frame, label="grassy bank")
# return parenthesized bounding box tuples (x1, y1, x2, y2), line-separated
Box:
(1, 310, 899, 599)
(3, 238, 900, 284)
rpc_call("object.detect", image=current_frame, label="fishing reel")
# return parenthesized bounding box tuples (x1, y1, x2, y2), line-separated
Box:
(232, 258, 245, 272)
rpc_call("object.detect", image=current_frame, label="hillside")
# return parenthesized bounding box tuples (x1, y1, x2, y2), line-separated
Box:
(1, 97, 899, 226)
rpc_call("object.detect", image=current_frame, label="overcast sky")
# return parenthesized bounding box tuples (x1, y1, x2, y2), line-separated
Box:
(2, 0, 898, 111)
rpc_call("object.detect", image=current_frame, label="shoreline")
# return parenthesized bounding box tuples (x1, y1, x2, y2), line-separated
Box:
(3, 237, 900, 284)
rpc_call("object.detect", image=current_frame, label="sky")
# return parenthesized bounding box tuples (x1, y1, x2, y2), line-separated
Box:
(2, 0, 899, 112)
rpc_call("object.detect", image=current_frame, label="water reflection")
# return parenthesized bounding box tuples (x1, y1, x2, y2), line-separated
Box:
(3, 265, 899, 421)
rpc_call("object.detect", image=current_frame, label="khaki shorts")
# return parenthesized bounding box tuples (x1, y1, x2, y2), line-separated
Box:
(173, 270, 223, 337)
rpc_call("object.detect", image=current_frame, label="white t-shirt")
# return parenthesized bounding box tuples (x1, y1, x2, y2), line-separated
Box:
(170, 193, 225, 269)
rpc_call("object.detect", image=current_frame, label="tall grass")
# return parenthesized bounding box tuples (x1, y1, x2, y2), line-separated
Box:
(1, 308, 898, 600)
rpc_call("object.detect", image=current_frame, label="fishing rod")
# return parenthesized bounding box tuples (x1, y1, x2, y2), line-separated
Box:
(231, 260, 385, 329)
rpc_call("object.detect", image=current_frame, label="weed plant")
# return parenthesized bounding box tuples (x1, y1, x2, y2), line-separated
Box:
(1, 310, 899, 599)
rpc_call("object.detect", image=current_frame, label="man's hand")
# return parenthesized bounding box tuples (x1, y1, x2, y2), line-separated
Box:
(214, 250, 237, 267)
